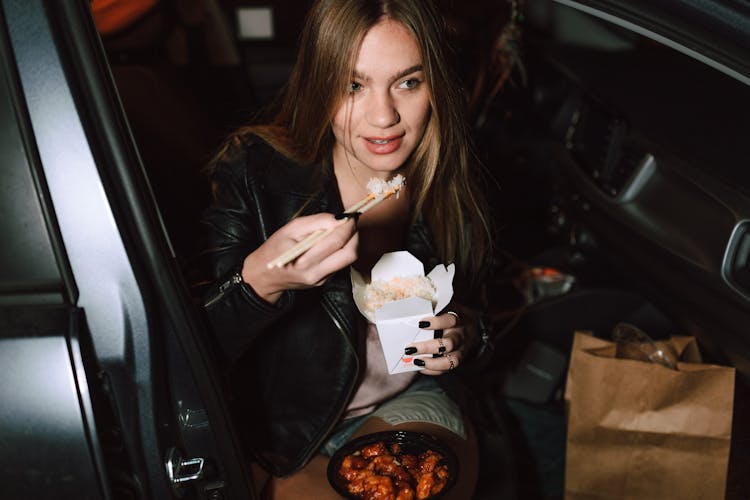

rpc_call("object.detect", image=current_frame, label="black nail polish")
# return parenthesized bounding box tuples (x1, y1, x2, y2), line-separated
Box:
(432, 353, 444, 358)
(419, 321, 430, 328)
(433, 329, 444, 339)
(335, 211, 362, 221)
(404, 346, 417, 355)
(438, 346, 446, 353)
(414, 358, 425, 366)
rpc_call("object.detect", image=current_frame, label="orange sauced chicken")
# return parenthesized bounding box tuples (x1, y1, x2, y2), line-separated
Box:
(338, 441, 450, 500)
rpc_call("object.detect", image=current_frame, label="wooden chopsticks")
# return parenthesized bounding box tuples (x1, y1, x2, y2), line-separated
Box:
(266, 181, 402, 269)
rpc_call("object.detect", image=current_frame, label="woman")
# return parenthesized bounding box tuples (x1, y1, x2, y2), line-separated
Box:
(202, 0, 493, 497)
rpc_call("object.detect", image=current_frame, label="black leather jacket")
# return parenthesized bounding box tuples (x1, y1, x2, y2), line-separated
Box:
(201, 135, 443, 475)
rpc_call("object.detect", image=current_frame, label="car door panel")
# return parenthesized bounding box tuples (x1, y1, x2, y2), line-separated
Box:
(521, 0, 750, 380)
(0, 1, 255, 498)
(0, 307, 110, 500)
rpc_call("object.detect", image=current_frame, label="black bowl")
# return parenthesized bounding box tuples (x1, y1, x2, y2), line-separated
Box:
(326, 430, 459, 499)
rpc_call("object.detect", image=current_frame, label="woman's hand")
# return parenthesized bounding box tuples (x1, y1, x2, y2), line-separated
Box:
(405, 307, 478, 375)
(241, 213, 359, 303)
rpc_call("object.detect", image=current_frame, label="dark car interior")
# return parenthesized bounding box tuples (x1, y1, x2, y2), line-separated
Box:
(88, 0, 750, 498)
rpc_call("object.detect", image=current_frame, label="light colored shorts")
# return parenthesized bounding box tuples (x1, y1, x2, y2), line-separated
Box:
(319, 376, 466, 457)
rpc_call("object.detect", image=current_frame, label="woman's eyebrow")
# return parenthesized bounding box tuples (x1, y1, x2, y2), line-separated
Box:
(392, 64, 424, 80)
(353, 64, 424, 82)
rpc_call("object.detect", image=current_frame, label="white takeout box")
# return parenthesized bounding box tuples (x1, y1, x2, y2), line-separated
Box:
(351, 251, 455, 374)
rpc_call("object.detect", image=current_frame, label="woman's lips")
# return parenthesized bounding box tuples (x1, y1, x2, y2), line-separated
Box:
(363, 134, 403, 155)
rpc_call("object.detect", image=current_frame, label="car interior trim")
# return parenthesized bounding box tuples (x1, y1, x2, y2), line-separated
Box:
(554, 0, 750, 87)
(721, 220, 750, 301)
(616, 153, 656, 204)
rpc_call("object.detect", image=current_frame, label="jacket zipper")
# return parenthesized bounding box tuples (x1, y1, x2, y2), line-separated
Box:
(205, 272, 359, 471)
(299, 296, 359, 466)
(203, 272, 243, 308)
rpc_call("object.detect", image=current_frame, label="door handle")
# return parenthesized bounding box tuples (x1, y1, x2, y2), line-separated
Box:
(165, 447, 205, 497)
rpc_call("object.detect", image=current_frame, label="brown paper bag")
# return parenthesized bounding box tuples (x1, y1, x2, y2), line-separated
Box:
(565, 331, 735, 500)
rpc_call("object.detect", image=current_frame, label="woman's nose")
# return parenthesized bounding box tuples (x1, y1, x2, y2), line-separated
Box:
(366, 92, 400, 128)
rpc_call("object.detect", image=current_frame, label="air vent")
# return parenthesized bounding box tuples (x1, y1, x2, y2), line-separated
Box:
(567, 98, 629, 197)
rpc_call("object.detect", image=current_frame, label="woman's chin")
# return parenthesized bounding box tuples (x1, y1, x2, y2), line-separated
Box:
(358, 156, 409, 176)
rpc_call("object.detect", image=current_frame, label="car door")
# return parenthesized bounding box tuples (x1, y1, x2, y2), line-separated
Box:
(0, 1, 256, 498)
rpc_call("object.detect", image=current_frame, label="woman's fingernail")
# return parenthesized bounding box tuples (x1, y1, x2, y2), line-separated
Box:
(433, 329, 444, 339)
(432, 353, 444, 358)
(334, 211, 362, 221)
(404, 346, 417, 355)
(438, 346, 446, 353)
(414, 358, 425, 366)
(419, 321, 430, 328)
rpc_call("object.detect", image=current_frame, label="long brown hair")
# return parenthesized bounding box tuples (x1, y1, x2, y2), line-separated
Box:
(221, 0, 492, 283)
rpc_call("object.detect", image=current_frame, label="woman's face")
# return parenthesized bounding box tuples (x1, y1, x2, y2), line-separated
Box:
(332, 19, 431, 180)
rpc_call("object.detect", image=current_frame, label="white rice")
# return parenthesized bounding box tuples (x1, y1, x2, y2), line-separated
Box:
(366, 174, 405, 199)
(363, 274, 437, 312)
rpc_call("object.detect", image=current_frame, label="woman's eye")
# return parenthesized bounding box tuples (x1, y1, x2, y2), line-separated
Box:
(399, 78, 420, 90)
(349, 82, 363, 93)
